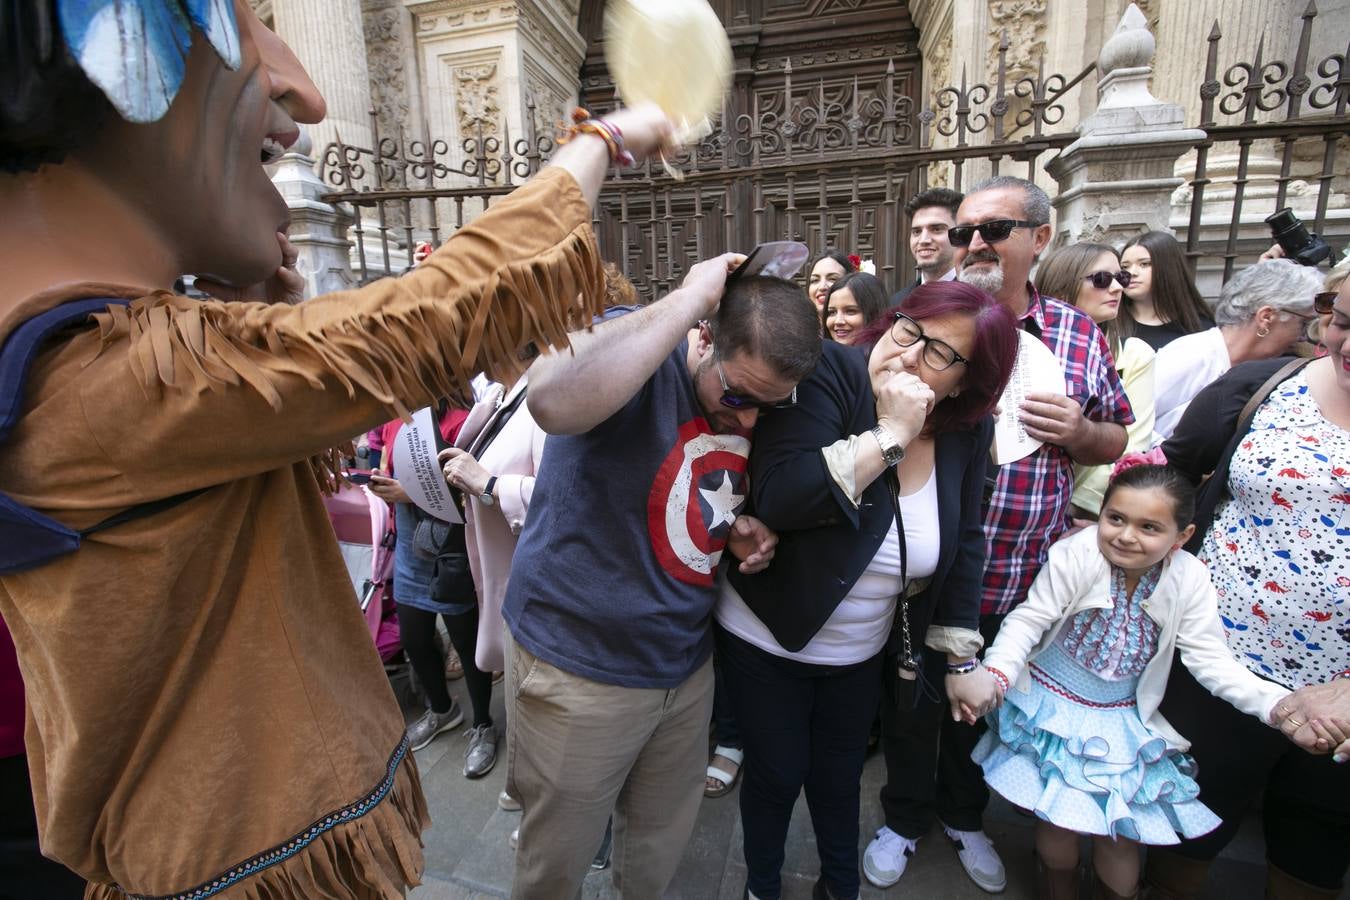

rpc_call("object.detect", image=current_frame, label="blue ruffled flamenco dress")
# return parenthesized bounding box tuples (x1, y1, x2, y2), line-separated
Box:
(972, 570, 1222, 845)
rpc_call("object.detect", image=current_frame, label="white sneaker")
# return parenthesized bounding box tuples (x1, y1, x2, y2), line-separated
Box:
(943, 826, 1006, 893)
(863, 826, 918, 888)
(498, 789, 522, 811)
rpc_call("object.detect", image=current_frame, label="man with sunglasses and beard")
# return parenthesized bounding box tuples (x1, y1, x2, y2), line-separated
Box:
(499, 265, 820, 898)
(864, 176, 1133, 895)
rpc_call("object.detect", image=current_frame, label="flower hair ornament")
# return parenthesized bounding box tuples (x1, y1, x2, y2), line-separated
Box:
(848, 254, 862, 270)
(56, 0, 242, 123)
(1110, 447, 1167, 480)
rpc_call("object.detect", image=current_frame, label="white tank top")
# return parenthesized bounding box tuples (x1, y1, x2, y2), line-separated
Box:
(716, 467, 941, 666)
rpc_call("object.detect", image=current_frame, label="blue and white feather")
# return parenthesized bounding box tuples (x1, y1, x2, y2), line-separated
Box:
(57, 0, 241, 124)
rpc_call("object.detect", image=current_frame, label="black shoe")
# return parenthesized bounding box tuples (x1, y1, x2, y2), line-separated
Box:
(591, 817, 613, 870)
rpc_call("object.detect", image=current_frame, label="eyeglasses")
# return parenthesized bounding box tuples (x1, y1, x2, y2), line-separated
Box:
(714, 359, 797, 411)
(1284, 309, 1318, 341)
(947, 219, 1042, 248)
(1084, 270, 1133, 290)
(1315, 291, 1338, 315)
(889, 313, 970, 371)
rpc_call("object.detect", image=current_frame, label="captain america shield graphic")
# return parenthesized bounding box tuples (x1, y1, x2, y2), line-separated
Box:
(648, 419, 751, 587)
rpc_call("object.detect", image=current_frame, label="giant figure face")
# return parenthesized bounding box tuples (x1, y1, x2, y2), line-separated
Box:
(69, 1, 325, 289)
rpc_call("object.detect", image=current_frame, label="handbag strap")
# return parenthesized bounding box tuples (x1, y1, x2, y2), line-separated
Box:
(468, 384, 528, 458)
(885, 469, 919, 669)
(1234, 356, 1313, 439)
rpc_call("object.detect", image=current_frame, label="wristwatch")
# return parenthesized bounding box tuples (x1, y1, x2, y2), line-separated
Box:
(479, 475, 498, 507)
(870, 424, 906, 467)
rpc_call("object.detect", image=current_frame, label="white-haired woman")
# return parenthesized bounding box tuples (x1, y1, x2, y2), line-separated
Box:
(1153, 259, 1323, 439)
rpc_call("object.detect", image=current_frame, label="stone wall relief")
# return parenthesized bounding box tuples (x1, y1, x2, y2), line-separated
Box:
(454, 63, 502, 139)
(988, 0, 1047, 84)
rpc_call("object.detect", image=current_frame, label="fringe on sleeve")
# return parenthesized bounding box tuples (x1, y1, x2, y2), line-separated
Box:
(89, 223, 605, 421)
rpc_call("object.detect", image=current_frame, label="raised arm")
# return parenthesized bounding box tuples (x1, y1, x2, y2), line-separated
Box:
(525, 253, 741, 435)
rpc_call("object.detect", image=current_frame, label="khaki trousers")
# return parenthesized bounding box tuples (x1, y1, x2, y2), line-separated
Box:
(505, 630, 714, 900)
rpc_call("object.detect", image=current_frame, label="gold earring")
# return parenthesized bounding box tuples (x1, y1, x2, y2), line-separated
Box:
(1257, 326, 1270, 338)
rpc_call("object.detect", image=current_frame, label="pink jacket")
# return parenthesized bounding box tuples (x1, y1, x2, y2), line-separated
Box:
(456, 379, 545, 671)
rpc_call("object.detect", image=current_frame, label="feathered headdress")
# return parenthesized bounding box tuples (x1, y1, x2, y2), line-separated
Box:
(57, 0, 241, 123)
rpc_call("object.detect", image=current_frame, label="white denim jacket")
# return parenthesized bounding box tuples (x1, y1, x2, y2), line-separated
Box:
(983, 527, 1291, 752)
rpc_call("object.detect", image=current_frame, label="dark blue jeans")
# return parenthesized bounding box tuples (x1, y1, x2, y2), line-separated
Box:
(716, 625, 882, 900)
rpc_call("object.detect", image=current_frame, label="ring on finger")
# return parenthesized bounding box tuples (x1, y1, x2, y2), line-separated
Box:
(1287, 717, 1305, 728)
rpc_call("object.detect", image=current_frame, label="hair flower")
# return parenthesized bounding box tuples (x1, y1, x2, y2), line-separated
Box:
(1110, 447, 1167, 480)
(848, 254, 863, 270)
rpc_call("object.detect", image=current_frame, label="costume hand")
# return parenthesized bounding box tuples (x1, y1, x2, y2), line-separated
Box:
(1019, 392, 1086, 448)
(439, 448, 491, 496)
(194, 232, 306, 304)
(947, 666, 1002, 724)
(604, 103, 680, 162)
(727, 515, 777, 574)
(1271, 680, 1350, 754)
(872, 369, 933, 448)
(681, 252, 747, 319)
(368, 473, 412, 505)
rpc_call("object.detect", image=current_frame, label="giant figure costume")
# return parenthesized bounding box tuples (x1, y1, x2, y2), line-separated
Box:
(0, 3, 607, 896)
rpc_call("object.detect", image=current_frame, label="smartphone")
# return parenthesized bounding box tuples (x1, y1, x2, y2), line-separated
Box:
(728, 241, 811, 283)
(346, 472, 373, 485)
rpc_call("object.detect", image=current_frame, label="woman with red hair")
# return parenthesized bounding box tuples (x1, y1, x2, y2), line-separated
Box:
(714, 280, 1019, 900)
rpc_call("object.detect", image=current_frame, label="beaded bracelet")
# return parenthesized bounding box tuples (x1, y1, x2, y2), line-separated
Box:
(946, 658, 979, 676)
(557, 107, 635, 168)
(986, 666, 1011, 693)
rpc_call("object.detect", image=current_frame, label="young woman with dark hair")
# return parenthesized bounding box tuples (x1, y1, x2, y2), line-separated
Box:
(1120, 232, 1214, 350)
(714, 280, 1018, 900)
(807, 249, 857, 309)
(823, 271, 890, 345)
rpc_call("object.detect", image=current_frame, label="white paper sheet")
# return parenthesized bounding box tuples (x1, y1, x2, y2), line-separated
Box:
(391, 407, 463, 523)
(992, 330, 1069, 466)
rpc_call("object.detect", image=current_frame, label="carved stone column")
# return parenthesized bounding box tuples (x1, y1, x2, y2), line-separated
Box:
(273, 0, 375, 157)
(1046, 5, 1205, 247)
(407, 0, 585, 173)
(270, 129, 357, 300)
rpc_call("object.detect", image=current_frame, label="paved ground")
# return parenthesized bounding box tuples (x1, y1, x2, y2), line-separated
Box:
(402, 675, 1347, 900)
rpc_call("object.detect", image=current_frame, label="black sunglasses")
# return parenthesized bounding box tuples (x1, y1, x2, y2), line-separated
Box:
(947, 219, 1041, 248)
(1315, 291, 1337, 315)
(715, 359, 797, 411)
(889, 313, 970, 371)
(1084, 270, 1133, 290)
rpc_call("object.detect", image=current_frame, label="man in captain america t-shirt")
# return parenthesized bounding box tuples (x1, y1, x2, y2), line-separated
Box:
(502, 254, 822, 899)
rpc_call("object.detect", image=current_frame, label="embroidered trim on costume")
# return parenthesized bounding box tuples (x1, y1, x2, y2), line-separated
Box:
(111, 734, 411, 900)
(1029, 665, 1136, 709)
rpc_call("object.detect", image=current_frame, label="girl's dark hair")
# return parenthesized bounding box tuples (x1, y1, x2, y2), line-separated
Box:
(1120, 232, 1210, 339)
(853, 280, 1019, 434)
(1101, 464, 1196, 530)
(1, 3, 116, 173)
(822, 271, 889, 339)
(809, 250, 855, 278)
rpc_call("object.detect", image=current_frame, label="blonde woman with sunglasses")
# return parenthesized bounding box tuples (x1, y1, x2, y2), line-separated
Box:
(1035, 243, 1158, 521)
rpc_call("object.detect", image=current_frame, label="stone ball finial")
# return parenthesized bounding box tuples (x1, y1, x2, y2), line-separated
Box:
(1099, 3, 1155, 76)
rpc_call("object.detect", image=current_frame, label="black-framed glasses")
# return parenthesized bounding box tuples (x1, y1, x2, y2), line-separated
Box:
(715, 359, 797, 411)
(947, 219, 1041, 248)
(1315, 291, 1338, 315)
(1084, 270, 1132, 290)
(889, 313, 969, 371)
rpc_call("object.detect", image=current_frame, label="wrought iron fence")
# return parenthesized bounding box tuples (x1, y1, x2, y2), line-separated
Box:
(319, 8, 1349, 297)
(1181, 0, 1349, 281)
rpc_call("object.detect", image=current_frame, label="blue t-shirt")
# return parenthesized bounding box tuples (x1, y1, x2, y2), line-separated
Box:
(502, 327, 751, 689)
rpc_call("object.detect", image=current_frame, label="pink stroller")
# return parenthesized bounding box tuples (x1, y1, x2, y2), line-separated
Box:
(325, 473, 401, 662)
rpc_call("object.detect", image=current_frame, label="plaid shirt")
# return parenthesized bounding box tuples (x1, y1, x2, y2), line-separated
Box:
(981, 287, 1133, 616)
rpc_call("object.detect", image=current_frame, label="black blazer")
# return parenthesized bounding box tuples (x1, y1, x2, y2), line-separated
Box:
(727, 340, 992, 653)
(889, 279, 921, 306)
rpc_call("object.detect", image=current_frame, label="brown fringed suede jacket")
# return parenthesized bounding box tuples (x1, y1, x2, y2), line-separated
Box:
(0, 168, 602, 898)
